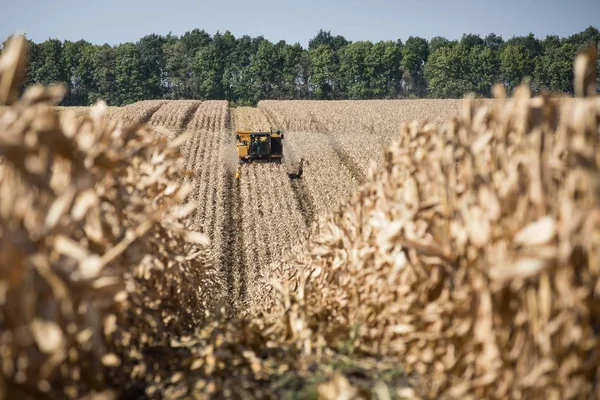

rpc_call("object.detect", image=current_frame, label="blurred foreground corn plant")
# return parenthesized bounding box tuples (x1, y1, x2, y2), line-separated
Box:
(0, 35, 226, 399)
(268, 44, 600, 399)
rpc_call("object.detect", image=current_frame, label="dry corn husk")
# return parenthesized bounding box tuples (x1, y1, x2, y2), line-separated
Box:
(0, 35, 226, 399)
(273, 45, 600, 399)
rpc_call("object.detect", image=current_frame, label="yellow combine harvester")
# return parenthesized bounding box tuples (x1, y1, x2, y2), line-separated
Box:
(236, 129, 284, 163)
(236, 129, 281, 178)
(234, 129, 305, 180)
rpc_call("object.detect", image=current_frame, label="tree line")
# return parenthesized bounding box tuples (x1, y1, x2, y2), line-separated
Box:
(2, 27, 599, 106)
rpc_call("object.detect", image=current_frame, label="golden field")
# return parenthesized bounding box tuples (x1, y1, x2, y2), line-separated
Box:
(2, 35, 600, 399)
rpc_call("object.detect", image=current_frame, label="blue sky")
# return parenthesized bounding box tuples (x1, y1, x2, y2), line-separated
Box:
(2, 0, 598, 46)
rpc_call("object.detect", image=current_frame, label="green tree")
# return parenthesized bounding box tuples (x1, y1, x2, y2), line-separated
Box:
(219, 32, 247, 102)
(181, 29, 212, 99)
(484, 33, 504, 49)
(216, 31, 238, 101)
(276, 41, 304, 100)
(296, 50, 312, 100)
(461, 33, 484, 50)
(425, 39, 500, 98)
(368, 41, 402, 98)
(182, 29, 212, 50)
(62, 40, 91, 105)
(339, 41, 372, 99)
(309, 44, 335, 99)
(137, 34, 166, 99)
(35, 39, 68, 87)
(469, 44, 500, 96)
(163, 34, 186, 99)
(23, 38, 42, 89)
(534, 39, 578, 94)
(565, 26, 600, 92)
(308, 29, 348, 51)
(194, 31, 236, 100)
(89, 44, 118, 105)
(115, 42, 144, 104)
(195, 44, 221, 99)
(388, 40, 405, 97)
(14, 26, 599, 102)
(500, 34, 542, 92)
(221, 35, 254, 104)
(338, 40, 402, 99)
(429, 36, 454, 53)
(401, 36, 429, 97)
(308, 30, 347, 98)
(249, 40, 282, 101)
(76, 44, 101, 104)
(565, 26, 600, 48)
(425, 44, 471, 98)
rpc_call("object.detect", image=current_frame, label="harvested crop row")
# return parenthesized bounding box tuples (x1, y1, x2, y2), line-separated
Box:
(231, 107, 308, 292)
(267, 166, 306, 254)
(137, 98, 241, 308)
(190, 128, 220, 235)
(232, 107, 272, 131)
(120, 99, 167, 125)
(188, 100, 229, 131)
(240, 165, 263, 282)
(187, 102, 230, 236)
(147, 100, 202, 137)
(259, 99, 493, 135)
(239, 164, 306, 307)
(214, 101, 230, 132)
(284, 131, 358, 218)
(178, 101, 245, 307)
(260, 99, 497, 176)
(230, 108, 314, 283)
(146, 100, 236, 304)
(218, 155, 244, 308)
(179, 102, 227, 203)
(326, 131, 390, 180)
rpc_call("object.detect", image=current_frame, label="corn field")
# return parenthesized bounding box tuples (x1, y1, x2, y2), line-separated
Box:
(1, 34, 600, 400)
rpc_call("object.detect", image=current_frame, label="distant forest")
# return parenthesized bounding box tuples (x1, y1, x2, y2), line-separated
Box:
(2, 27, 599, 106)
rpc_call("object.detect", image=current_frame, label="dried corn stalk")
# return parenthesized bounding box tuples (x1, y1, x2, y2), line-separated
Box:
(275, 45, 600, 399)
(2, 31, 599, 400)
(121, 100, 167, 125)
(0, 36, 226, 399)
